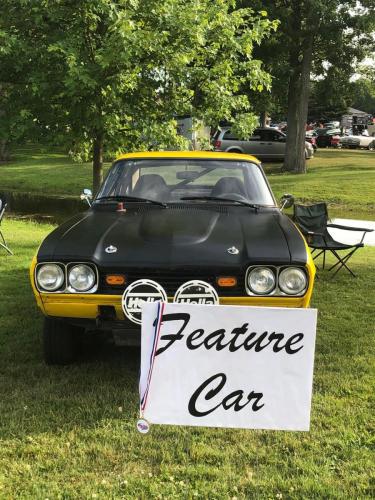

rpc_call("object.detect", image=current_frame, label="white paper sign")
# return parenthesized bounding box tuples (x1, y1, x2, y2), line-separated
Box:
(140, 303, 317, 431)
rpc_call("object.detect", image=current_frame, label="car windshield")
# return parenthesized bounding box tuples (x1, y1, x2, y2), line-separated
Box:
(96, 159, 275, 206)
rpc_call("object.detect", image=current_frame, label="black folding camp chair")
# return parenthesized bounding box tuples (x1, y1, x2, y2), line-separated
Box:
(293, 203, 373, 278)
(0, 198, 13, 255)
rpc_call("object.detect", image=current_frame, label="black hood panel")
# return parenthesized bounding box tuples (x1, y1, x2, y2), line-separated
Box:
(38, 206, 307, 270)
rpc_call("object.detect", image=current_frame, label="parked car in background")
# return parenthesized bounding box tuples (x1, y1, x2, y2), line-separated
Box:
(323, 121, 340, 129)
(213, 127, 314, 160)
(305, 132, 317, 151)
(314, 128, 341, 148)
(340, 134, 375, 150)
(330, 135, 341, 148)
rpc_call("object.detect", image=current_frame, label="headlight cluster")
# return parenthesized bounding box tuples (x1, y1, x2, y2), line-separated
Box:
(35, 263, 97, 293)
(68, 265, 96, 292)
(247, 266, 307, 296)
(36, 264, 64, 292)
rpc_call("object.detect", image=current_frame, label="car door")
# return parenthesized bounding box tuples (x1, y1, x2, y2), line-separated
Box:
(264, 130, 286, 159)
(221, 129, 245, 152)
(255, 129, 285, 159)
(242, 129, 262, 157)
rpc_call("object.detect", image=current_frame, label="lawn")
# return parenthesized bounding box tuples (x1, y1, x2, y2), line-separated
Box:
(263, 150, 375, 218)
(0, 220, 374, 498)
(0, 145, 99, 199)
(1, 146, 374, 216)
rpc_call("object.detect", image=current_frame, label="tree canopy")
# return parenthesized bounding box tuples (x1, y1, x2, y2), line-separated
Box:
(0, 0, 277, 191)
(240, 0, 375, 172)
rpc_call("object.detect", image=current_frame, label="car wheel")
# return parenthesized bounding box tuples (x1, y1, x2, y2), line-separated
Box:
(367, 142, 375, 151)
(228, 148, 242, 154)
(43, 317, 82, 365)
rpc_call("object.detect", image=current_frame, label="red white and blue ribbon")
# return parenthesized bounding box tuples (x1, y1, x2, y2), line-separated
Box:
(139, 301, 165, 415)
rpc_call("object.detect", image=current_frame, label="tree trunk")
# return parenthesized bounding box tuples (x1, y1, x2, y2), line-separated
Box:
(92, 133, 104, 194)
(0, 139, 10, 162)
(260, 111, 268, 128)
(283, 37, 313, 173)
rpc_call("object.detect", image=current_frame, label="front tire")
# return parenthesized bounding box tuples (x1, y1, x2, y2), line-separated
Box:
(43, 317, 82, 365)
(367, 141, 375, 151)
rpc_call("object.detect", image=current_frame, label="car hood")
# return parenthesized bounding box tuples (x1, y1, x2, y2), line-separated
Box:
(37, 205, 307, 270)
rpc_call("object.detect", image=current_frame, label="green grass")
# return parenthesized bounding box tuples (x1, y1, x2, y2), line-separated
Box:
(264, 149, 375, 218)
(1, 146, 374, 216)
(0, 219, 374, 498)
(0, 145, 100, 198)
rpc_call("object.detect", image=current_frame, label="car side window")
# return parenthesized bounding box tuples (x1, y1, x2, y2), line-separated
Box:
(223, 130, 239, 141)
(248, 130, 261, 141)
(259, 130, 281, 141)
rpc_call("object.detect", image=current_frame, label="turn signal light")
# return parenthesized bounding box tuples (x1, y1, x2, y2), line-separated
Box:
(217, 276, 237, 287)
(105, 274, 126, 286)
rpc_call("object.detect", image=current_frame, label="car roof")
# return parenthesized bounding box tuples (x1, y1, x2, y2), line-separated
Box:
(115, 150, 261, 164)
(219, 126, 279, 132)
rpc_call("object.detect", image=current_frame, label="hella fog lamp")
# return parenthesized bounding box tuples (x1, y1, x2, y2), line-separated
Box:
(248, 267, 275, 295)
(36, 264, 64, 291)
(68, 264, 96, 292)
(279, 268, 307, 295)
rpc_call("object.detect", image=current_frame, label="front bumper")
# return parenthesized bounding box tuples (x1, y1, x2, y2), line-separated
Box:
(30, 245, 316, 323)
(35, 292, 312, 320)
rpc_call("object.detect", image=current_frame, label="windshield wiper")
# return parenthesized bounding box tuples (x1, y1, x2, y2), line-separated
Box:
(181, 196, 260, 210)
(95, 195, 167, 208)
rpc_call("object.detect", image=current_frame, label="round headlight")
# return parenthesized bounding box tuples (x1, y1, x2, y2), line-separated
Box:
(279, 268, 307, 295)
(36, 264, 64, 291)
(68, 264, 96, 292)
(248, 267, 276, 295)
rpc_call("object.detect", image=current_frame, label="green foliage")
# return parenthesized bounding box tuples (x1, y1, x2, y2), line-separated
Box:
(350, 76, 375, 115)
(308, 69, 354, 121)
(240, 0, 375, 121)
(0, 0, 277, 171)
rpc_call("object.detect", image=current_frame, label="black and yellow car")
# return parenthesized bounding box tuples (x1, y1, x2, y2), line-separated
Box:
(30, 151, 315, 364)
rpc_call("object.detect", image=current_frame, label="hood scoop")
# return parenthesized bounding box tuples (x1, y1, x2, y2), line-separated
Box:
(139, 208, 220, 245)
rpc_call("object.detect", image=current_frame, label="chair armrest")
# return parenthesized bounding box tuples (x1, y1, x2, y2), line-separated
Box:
(303, 230, 327, 246)
(327, 223, 374, 233)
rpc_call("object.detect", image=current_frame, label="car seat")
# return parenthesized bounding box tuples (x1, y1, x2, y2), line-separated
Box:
(211, 176, 246, 198)
(132, 174, 169, 200)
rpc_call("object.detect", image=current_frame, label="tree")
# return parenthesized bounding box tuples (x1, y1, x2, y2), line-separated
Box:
(308, 69, 354, 122)
(349, 73, 375, 115)
(240, 0, 375, 173)
(1, 0, 277, 192)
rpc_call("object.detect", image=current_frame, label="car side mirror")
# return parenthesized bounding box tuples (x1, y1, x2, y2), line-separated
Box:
(80, 188, 93, 207)
(280, 193, 294, 211)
